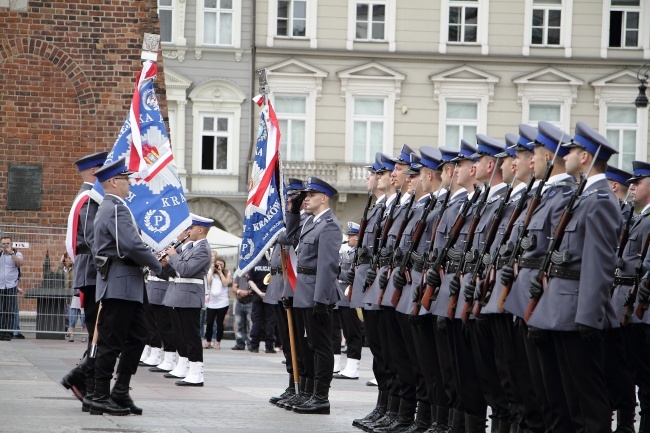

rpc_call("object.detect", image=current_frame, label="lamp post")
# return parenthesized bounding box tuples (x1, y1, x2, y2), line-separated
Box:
(636, 63, 649, 108)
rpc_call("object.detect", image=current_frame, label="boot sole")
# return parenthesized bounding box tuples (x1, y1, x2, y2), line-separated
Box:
(60, 380, 85, 402)
(148, 367, 172, 372)
(175, 381, 204, 386)
(89, 408, 130, 416)
(292, 407, 331, 415)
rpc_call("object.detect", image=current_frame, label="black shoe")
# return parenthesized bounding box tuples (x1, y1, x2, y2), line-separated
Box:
(231, 345, 246, 351)
(110, 373, 143, 415)
(249, 347, 259, 353)
(265, 348, 277, 354)
(293, 380, 330, 415)
(60, 356, 89, 402)
(90, 379, 130, 416)
(13, 334, 25, 339)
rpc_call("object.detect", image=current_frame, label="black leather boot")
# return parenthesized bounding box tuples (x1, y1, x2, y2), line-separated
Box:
(450, 409, 466, 433)
(110, 373, 142, 415)
(81, 375, 95, 413)
(402, 401, 432, 433)
(285, 377, 313, 410)
(466, 413, 487, 433)
(613, 409, 636, 433)
(362, 394, 400, 431)
(277, 376, 305, 408)
(373, 398, 417, 432)
(60, 355, 89, 402)
(270, 374, 295, 405)
(426, 405, 450, 432)
(90, 378, 130, 416)
(293, 379, 331, 414)
(353, 391, 387, 429)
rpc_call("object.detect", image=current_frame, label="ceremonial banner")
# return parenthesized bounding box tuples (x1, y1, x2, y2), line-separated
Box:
(96, 60, 190, 251)
(235, 95, 286, 277)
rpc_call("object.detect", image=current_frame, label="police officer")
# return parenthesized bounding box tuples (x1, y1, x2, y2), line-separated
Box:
(161, 213, 213, 387)
(284, 177, 342, 415)
(607, 165, 634, 219)
(90, 157, 162, 416)
(333, 222, 364, 380)
(60, 150, 107, 407)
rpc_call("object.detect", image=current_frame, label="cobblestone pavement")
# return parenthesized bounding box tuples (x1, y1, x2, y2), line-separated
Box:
(0, 337, 377, 433)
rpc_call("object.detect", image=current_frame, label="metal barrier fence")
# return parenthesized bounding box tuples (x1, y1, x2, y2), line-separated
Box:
(0, 224, 235, 341)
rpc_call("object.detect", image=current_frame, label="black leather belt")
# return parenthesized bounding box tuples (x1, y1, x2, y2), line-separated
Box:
(111, 258, 137, 267)
(548, 264, 580, 281)
(463, 263, 478, 274)
(518, 257, 543, 269)
(76, 246, 92, 255)
(297, 265, 317, 276)
(614, 275, 635, 286)
(358, 255, 371, 265)
(379, 256, 392, 267)
(496, 257, 509, 270)
(446, 261, 460, 273)
(270, 266, 282, 276)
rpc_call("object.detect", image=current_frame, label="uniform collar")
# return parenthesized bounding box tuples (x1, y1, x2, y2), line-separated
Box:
(451, 188, 467, 200)
(584, 173, 607, 191)
(512, 181, 526, 195)
(311, 208, 331, 223)
(487, 182, 507, 199)
(642, 203, 650, 214)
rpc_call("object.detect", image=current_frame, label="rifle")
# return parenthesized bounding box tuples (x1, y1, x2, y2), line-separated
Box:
(448, 179, 494, 319)
(461, 180, 515, 322)
(412, 184, 452, 315)
(420, 185, 480, 311)
(614, 198, 636, 283)
(473, 173, 535, 317)
(376, 178, 409, 305)
(347, 186, 374, 301)
(622, 234, 650, 324)
(390, 191, 437, 307)
(497, 140, 564, 313)
(524, 146, 601, 322)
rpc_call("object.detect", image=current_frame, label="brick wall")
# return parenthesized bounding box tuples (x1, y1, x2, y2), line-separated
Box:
(0, 0, 168, 228)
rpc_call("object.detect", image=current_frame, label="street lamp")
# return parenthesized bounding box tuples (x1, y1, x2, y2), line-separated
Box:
(636, 63, 649, 108)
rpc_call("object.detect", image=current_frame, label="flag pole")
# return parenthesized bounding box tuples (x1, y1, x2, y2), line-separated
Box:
(257, 68, 300, 395)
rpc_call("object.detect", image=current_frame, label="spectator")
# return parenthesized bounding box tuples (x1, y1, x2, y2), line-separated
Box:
(247, 253, 276, 353)
(0, 236, 24, 341)
(204, 253, 232, 349)
(231, 274, 253, 350)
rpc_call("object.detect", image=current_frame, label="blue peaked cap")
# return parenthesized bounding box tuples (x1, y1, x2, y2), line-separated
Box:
(94, 157, 133, 182)
(535, 121, 571, 157)
(438, 146, 458, 168)
(606, 166, 632, 187)
(472, 135, 505, 158)
(630, 161, 650, 183)
(391, 144, 414, 165)
(377, 153, 396, 173)
(303, 176, 338, 197)
(563, 121, 618, 162)
(75, 151, 108, 171)
(419, 146, 443, 170)
(405, 152, 422, 175)
(451, 140, 478, 163)
(497, 134, 518, 158)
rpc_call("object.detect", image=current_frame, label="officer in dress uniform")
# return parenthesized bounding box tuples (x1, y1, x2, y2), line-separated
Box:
(526, 121, 621, 433)
(608, 161, 647, 433)
(607, 165, 634, 219)
(333, 222, 364, 380)
(90, 157, 162, 416)
(161, 213, 213, 387)
(60, 151, 107, 407)
(282, 177, 342, 415)
(631, 162, 650, 433)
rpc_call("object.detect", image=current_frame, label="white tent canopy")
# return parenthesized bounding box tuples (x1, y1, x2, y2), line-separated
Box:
(206, 226, 241, 261)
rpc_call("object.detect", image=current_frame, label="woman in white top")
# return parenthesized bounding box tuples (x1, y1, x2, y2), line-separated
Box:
(204, 252, 232, 349)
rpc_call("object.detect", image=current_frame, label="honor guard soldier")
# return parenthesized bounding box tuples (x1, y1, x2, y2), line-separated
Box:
(90, 157, 162, 416)
(60, 150, 107, 407)
(526, 121, 621, 433)
(161, 213, 213, 387)
(629, 162, 650, 433)
(607, 165, 634, 219)
(284, 176, 343, 415)
(333, 222, 364, 380)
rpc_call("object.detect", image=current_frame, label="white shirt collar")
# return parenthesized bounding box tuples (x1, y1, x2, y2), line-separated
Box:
(435, 188, 448, 198)
(584, 173, 607, 191)
(312, 208, 331, 223)
(542, 173, 573, 191)
(487, 182, 507, 199)
(642, 203, 650, 214)
(512, 181, 527, 195)
(451, 188, 467, 200)
(400, 192, 412, 205)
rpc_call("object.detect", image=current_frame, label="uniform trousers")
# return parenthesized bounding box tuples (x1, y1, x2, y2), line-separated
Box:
(411, 314, 448, 408)
(94, 298, 147, 380)
(450, 319, 486, 418)
(250, 298, 276, 350)
(362, 309, 392, 394)
(433, 317, 458, 411)
(339, 306, 363, 360)
(299, 305, 334, 386)
(383, 307, 416, 402)
(79, 285, 99, 354)
(629, 323, 650, 415)
(144, 301, 162, 348)
(170, 307, 202, 362)
(151, 304, 176, 353)
(396, 311, 428, 403)
(293, 307, 315, 379)
(604, 327, 636, 414)
(331, 309, 343, 355)
(468, 316, 509, 421)
(274, 303, 303, 376)
(376, 308, 401, 398)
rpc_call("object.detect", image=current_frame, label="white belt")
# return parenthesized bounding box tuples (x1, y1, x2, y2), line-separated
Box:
(147, 275, 167, 282)
(172, 277, 204, 284)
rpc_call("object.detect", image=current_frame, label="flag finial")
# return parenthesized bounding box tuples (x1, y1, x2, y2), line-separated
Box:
(257, 68, 269, 97)
(141, 33, 161, 61)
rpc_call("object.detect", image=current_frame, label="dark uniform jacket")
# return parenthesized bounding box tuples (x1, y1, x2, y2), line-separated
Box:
(93, 194, 162, 303)
(353, 196, 385, 310)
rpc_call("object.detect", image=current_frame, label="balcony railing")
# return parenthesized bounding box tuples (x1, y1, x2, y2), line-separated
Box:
(280, 161, 368, 193)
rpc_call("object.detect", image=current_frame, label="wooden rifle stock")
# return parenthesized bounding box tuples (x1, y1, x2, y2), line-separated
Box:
(524, 174, 586, 323)
(375, 190, 403, 305)
(629, 234, 650, 322)
(413, 190, 451, 315)
(348, 192, 374, 301)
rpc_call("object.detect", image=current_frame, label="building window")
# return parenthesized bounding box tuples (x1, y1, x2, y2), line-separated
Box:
(448, 0, 478, 43)
(277, 0, 306, 37)
(355, 2, 386, 41)
(445, 101, 478, 147)
(528, 103, 562, 127)
(158, 0, 174, 44)
(203, 0, 233, 46)
(531, 0, 562, 46)
(609, 0, 639, 48)
(606, 106, 637, 171)
(275, 96, 307, 161)
(352, 98, 385, 163)
(200, 116, 231, 171)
